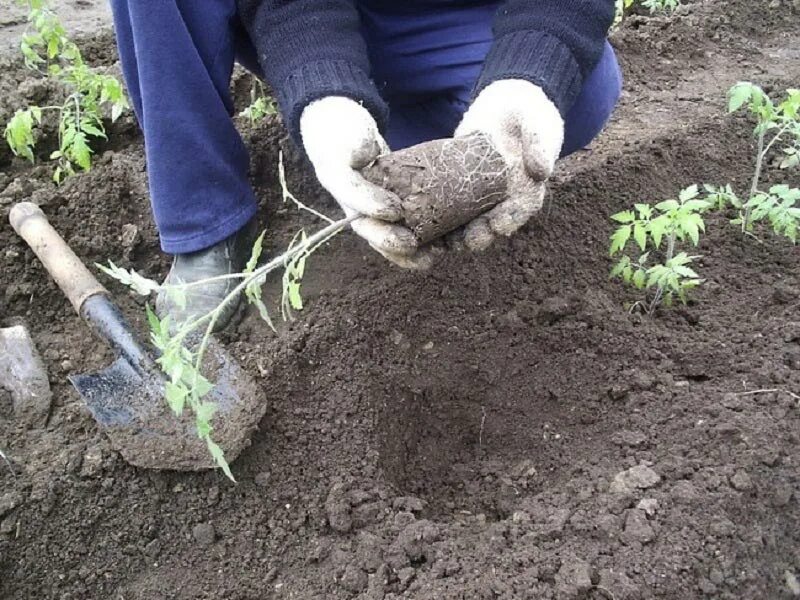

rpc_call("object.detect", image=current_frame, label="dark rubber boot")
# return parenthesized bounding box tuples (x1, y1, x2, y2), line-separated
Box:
(156, 220, 257, 333)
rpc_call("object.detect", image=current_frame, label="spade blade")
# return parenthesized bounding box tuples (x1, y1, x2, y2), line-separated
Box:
(69, 337, 264, 471)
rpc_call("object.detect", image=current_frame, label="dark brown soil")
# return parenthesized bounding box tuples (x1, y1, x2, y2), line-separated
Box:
(2, 1, 800, 599)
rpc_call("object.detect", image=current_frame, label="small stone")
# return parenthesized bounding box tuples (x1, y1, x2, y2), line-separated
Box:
(207, 485, 220, 506)
(530, 507, 570, 540)
(392, 496, 424, 513)
(0, 492, 23, 518)
(254, 471, 271, 487)
(0, 324, 51, 428)
(397, 519, 439, 561)
(598, 568, 640, 600)
(622, 509, 655, 544)
(772, 483, 794, 507)
(636, 498, 659, 516)
(672, 480, 700, 502)
(352, 501, 385, 528)
(609, 465, 661, 494)
(709, 567, 725, 585)
(80, 446, 104, 477)
(555, 556, 592, 598)
(355, 531, 383, 573)
(383, 543, 410, 570)
(422, 341, 434, 352)
(192, 522, 215, 546)
(0, 516, 15, 535)
(730, 470, 752, 491)
(611, 430, 648, 447)
(512, 510, 531, 524)
(393, 510, 416, 529)
(709, 517, 736, 537)
(785, 570, 800, 596)
(144, 538, 161, 558)
(397, 567, 416, 589)
(536, 296, 574, 325)
(339, 564, 368, 593)
(325, 483, 352, 533)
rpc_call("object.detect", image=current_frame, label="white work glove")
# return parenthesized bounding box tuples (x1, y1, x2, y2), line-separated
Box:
(300, 96, 432, 269)
(453, 79, 565, 251)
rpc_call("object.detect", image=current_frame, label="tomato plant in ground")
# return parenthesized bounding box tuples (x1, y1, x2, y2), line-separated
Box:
(4, 0, 129, 182)
(610, 185, 709, 314)
(704, 83, 800, 241)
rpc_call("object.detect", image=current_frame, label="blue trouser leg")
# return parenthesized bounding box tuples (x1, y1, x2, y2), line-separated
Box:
(359, 3, 622, 156)
(109, 0, 258, 254)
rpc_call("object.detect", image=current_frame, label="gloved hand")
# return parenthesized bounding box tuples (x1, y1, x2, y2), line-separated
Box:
(300, 96, 432, 269)
(452, 79, 565, 251)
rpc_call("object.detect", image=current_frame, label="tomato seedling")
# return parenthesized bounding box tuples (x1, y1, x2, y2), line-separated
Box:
(4, 0, 129, 182)
(610, 185, 709, 314)
(704, 83, 800, 241)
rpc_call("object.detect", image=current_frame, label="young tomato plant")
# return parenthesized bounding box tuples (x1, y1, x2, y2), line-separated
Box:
(238, 80, 277, 125)
(4, 0, 128, 182)
(99, 160, 353, 480)
(610, 185, 709, 314)
(640, 0, 680, 13)
(704, 83, 800, 241)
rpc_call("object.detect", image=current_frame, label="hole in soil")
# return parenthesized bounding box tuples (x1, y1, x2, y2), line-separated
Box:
(375, 374, 619, 520)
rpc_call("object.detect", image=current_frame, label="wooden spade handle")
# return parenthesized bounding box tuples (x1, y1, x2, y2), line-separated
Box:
(9, 202, 107, 314)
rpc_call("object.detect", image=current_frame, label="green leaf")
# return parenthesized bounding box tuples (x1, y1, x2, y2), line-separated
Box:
(673, 265, 699, 279)
(245, 280, 276, 331)
(633, 223, 647, 251)
(195, 401, 217, 426)
(80, 121, 106, 138)
(609, 225, 631, 255)
(610, 256, 630, 279)
(206, 439, 235, 482)
(611, 210, 635, 224)
(655, 199, 679, 212)
(245, 230, 266, 274)
(728, 82, 755, 113)
(632, 268, 646, 289)
(288, 281, 303, 310)
(165, 381, 188, 416)
(679, 185, 699, 202)
(648, 216, 668, 248)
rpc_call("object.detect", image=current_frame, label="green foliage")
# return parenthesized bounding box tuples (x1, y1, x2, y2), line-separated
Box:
(99, 166, 353, 479)
(640, 0, 680, 13)
(239, 80, 277, 125)
(704, 83, 800, 240)
(741, 185, 800, 243)
(610, 185, 709, 313)
(615, 0, 679, 24)
(4, 0, 129, 182)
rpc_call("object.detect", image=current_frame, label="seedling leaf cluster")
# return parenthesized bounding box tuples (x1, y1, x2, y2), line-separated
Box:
(100, 160, 354, 479)
(4, 0, 129, 182)
(610, 185, 707, 313)
(611, 83, 800, 311)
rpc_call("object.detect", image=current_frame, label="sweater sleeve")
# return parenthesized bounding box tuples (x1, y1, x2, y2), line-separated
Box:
(474, 0, 616, 117)
(237, 0, 388, 144)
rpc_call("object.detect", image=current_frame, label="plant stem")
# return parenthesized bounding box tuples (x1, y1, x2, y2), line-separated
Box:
(189, 214, 356, 375)
(648, 231, 676, 314)
(743, 127, 766, 232)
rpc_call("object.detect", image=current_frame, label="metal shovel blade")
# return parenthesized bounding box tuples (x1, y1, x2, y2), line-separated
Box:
(70, 335, 263, 471)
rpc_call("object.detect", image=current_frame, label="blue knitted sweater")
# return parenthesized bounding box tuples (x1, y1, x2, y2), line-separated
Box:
(237, 0, 615, 141)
